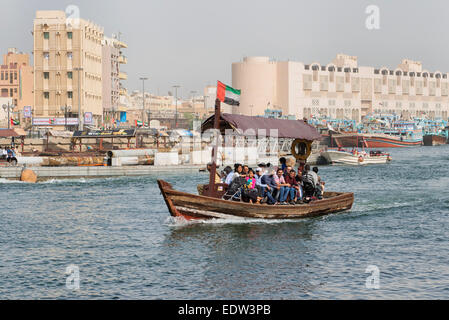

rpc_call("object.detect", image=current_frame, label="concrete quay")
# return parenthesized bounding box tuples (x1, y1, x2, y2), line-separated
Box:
(0, 165, 204, 181)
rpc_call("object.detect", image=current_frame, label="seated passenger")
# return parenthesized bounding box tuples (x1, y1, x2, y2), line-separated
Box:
(279, 157, 287, 173)
(313, 167, 325, 199)
(274, 168, 290, 205)
(225, 163, 243, 185)
(221, 166, 233, 183)
(242, 169, 259, 204)
(285, 169, 301, 205)
(242, 165, 250, 176)
(260, 169, 277, 205)
(302, 165, 318, 199)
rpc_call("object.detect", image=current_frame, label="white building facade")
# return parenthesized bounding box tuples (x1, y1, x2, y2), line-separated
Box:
(232, 55, 449, 122)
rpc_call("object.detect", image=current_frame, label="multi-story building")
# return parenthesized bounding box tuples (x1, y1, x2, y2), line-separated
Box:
(0, 48, 33, 125)
(102, 35, 127, 126)
(33, 10, 104, 129)
(232, 55, 449, 122)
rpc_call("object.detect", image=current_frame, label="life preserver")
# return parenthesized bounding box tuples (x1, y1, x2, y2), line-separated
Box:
(291, 139, 312, 161)
(358, 156, 364, 163)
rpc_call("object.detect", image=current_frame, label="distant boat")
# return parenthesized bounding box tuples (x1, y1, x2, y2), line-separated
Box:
(330, 132, 422, 148)
(321, 149, 392, 165)
(362, 134, 422, 148)
(423, 134, 448, 146)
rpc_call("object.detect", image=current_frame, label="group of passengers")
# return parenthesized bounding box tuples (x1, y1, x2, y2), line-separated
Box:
(0, 146, 17, 163)
(219, 158, 325, 205)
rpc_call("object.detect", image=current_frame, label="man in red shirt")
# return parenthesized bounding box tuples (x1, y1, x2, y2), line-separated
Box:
(285, 169, 301, 205)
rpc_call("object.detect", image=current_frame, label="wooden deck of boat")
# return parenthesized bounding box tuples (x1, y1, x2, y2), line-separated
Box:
(158, 180, 354, 220)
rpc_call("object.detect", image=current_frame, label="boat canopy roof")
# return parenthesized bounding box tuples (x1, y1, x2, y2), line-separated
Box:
(0, 129, 26, 138)
(202, 113, 321, 141)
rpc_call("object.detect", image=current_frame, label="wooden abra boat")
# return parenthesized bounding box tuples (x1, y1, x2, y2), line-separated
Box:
(158, 91, 355, 221)
(158, 180, 354, 220)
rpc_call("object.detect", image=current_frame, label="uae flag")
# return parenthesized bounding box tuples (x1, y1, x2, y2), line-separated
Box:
(217, 81, 241, 106)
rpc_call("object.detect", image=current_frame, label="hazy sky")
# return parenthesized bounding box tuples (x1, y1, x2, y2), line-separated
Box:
(3, 0, 449, 98)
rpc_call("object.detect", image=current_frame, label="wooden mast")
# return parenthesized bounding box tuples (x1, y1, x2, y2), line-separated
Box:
(207, 98, 221, 198)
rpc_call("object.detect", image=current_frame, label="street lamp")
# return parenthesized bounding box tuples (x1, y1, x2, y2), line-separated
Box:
(74, 67, 83, 131)
(2, 102, 14, 130)
(140, 77, 148, 127)
(173, 85, 181, 128)
(60, 105, 72, 131)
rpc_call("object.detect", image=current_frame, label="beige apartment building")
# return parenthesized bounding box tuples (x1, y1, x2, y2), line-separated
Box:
(102, 36, 127, 126)
(0, 48, 33, 125)
(33, 10, 104, 129)
(232, 55, 449, 122)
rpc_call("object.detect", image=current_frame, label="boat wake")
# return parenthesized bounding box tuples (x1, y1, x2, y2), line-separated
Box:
(164, 215, 313, 227)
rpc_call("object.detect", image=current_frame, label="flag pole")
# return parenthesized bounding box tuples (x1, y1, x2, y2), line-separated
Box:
(207, 98, 221, 198)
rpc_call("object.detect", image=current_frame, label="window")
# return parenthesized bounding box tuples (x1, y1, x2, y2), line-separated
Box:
(67, 72, 73, 79)
(67, 52, 73, 59)
(14, 88, 17, 93)
(14, 72, 17, 80)
(67, 32, 73, 39)
(44, 92, 49, 99)
(44, 72, 50, 79)
(1, 72, 3, 80)
(68, 91, 73, 99)
(43, 52, 50, 59)
(10, 89, 13, 97)
(44, 32, 49, 40)
(5, 72, 8, 80)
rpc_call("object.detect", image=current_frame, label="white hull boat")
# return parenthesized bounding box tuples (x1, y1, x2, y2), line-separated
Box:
(321, 150, 392, 165)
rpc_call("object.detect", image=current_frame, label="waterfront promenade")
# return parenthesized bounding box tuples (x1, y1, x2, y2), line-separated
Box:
(0, 165, 204, 181)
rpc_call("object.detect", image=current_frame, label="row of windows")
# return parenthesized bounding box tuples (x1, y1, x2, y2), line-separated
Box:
(43, 52, 73, 59)
(43, 91, 101, 99)
(43, 92, 73, 99)
(304, 64, 448, 79)
(43, 32, 73, 39)
(0, 72, 17, 81)
(43, 72, 73, 79)
(305, 65, 359, 73)
(1, 88, 18, 97)
(308, 99, 446, 109)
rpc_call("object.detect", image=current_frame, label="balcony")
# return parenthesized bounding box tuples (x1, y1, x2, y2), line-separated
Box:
(118, 55, 127, 64)
(118, 72, 127, 80)
(119, 88, 127, 96)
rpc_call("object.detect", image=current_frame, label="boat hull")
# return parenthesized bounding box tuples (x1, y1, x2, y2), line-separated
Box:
(423, 135, 447, 146)
(363, 136, 422, 148)
(330, 134, 363, 148)
(158, 180, 354, 220)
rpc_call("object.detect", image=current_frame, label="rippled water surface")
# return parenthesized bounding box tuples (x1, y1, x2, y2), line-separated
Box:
(1, 146, 449, 299)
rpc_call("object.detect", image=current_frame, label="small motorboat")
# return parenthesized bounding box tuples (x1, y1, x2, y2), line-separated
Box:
(321, 149, 392, 165)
